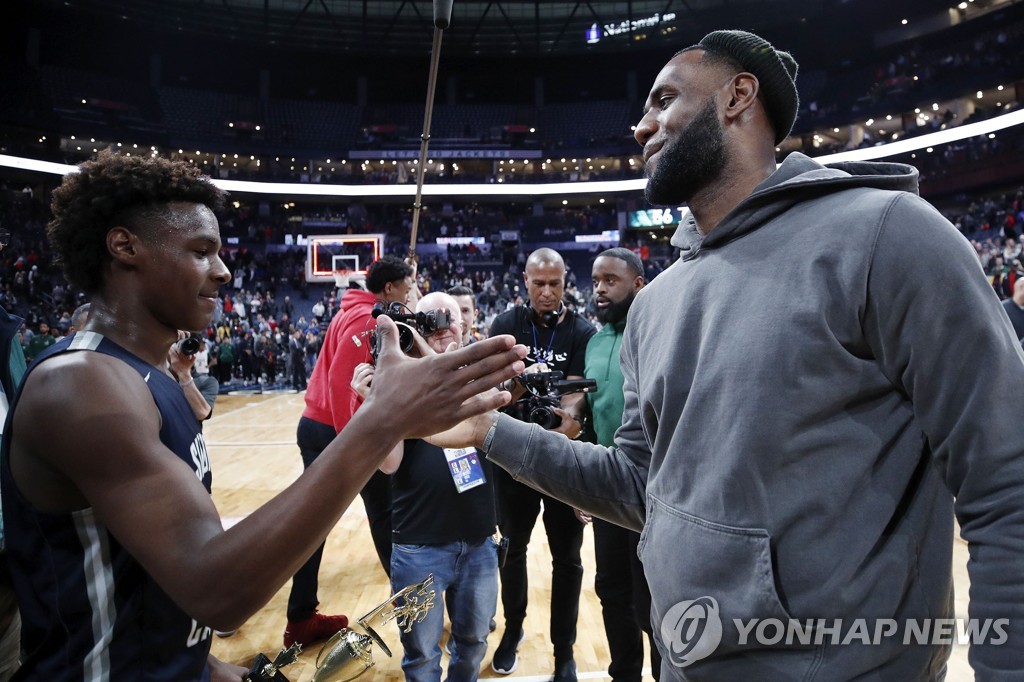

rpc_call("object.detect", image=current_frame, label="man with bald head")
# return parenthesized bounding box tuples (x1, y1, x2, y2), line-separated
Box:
(439, 29, 1024, 679)
(350, 291, 499, 682)
(485, 248, 595, 681)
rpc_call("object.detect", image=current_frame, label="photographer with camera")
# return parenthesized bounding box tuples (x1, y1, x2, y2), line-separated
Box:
(283, 255, 418, 648)
(352, 291, 499, 682)
(486, 248, 595, 681)
(367, 299, 454, 362)
(168, 332, 215, 422)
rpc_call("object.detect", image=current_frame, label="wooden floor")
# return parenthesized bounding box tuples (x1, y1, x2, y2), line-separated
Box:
(205, 394, 975, 681)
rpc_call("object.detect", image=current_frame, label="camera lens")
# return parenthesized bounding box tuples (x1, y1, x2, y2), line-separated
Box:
(178, 336, 201, 356)
(529, 404, 561, 430)
(397, 324, 415, 353)
(369, 323, 415, 363)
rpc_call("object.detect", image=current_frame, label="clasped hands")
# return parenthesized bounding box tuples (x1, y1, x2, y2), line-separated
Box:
(353, 315, 527, 443)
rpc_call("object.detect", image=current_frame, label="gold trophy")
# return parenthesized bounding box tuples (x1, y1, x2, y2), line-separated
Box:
(309, 574, 436, 682)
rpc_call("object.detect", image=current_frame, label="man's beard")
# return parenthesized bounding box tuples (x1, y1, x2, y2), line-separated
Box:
(596, 291, 635, 325)
(644, 98, 727, 206)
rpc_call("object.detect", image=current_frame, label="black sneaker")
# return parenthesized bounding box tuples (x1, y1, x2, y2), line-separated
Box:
(553, 657, 577, 682)
(491, 628, 525, 675)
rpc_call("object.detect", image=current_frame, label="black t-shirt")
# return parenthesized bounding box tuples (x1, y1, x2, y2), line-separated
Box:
(391, 439, 496, 545)
(489, 306, 596, 423)
(489, 306, 595, 376)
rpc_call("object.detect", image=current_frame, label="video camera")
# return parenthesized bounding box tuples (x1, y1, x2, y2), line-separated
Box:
(368, 301, 453, 363)
(515, 371, 597, 430)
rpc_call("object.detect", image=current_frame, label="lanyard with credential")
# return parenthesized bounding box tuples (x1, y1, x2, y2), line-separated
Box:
(531, 322, 556, 365)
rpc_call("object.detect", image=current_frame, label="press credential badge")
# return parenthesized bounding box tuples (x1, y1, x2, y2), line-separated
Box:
(444, 447, 486, 493)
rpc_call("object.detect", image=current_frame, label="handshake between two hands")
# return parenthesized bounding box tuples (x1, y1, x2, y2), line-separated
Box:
(352, 316, 582, 446)
(352, 314, 525, 447)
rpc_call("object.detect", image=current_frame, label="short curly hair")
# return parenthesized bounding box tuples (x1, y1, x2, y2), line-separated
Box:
(48, 150, 226, 293)
(365, 255, 413, 294)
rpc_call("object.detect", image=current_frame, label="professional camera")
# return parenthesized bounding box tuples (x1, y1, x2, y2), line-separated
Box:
(515, 371, 597, 430)
(177, 333, 202, 356)
(368, 302, 453, 363)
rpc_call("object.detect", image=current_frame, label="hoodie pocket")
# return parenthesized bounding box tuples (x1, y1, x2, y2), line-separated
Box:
(640, 495, 820, 674)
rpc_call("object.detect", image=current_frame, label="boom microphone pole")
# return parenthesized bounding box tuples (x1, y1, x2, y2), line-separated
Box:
(408, 0, 455, 261)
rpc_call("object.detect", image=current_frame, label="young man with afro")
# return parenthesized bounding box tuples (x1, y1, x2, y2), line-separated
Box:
(0, 151, 525, 681)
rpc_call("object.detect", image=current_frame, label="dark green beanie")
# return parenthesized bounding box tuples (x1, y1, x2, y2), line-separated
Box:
(698, 30, 799, 145)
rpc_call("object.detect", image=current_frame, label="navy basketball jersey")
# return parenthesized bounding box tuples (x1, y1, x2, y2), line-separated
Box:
(0, 332, 215, 681)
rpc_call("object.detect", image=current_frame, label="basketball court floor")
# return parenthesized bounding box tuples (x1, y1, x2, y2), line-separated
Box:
(205, 394, 975, 681)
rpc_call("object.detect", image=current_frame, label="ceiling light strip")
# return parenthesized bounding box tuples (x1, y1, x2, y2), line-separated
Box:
(1, 109, 1021, 196)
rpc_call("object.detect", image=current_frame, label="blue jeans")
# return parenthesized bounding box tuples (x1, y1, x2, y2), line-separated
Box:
(391, 539, 498, 682)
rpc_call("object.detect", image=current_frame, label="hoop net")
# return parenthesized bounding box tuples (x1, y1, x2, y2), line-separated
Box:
(332, 269, 353, 288)
(333, 269, 367, 289)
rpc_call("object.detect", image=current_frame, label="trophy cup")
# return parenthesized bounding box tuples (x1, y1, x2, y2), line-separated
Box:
(242, 574, 435, 682)
(310, 574, 436, 682)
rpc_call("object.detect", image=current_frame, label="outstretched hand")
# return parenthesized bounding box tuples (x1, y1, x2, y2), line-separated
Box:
(364, 315, 527, 440)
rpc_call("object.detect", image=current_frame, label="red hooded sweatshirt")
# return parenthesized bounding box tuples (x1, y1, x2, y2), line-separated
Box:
(302, 288, 378, 431)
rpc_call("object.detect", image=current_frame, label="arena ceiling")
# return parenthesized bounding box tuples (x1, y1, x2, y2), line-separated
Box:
(27, 0, 949, 57)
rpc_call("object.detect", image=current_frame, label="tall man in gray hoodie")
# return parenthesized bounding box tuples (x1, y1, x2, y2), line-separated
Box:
(439, 29, 1024, 681)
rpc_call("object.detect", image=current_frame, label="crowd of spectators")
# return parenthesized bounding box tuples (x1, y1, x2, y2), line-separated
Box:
(945, 186, 1024, 300)
(798, 15, 1024, 128)
(2, 169, 1022, 393)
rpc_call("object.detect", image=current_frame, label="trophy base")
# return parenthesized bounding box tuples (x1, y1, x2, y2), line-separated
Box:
(246, 652, 291, 682)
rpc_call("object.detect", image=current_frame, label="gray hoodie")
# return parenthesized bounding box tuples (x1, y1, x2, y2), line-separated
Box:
(487, 153, 1024, 680)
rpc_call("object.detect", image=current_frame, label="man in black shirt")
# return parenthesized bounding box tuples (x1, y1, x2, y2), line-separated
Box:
(352, 291, 499, 682)
(486, 249, 596, 682)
